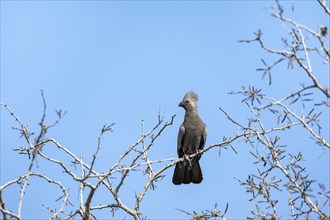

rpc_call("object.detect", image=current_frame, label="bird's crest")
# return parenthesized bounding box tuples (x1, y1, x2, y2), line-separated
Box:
(184, 91, 198, 102)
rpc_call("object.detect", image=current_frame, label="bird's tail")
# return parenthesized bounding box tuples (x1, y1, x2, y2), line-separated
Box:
(172, 161, 203, 185)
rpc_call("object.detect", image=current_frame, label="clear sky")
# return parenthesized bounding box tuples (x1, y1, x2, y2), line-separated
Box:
(1, 1, 329, 219)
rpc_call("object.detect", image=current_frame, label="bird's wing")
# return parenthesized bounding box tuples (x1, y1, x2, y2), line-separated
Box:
(199, 125, 207, 150)
(177, 123, 185, 158)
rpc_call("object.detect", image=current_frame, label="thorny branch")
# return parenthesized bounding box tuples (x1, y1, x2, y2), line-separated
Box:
(239, 2, 330, 98)
(2, 98, 180, 220)
(234, 1, 329, 219)
(175, 202, 229, 220)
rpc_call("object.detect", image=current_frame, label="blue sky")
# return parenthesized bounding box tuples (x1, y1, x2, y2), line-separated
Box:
(1, 1, 329, 219)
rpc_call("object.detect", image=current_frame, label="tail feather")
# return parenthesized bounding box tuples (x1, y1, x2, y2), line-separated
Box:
(191, 162, 203, 184)
(172, 162, 203, 185)
(172, 162, 185, 185)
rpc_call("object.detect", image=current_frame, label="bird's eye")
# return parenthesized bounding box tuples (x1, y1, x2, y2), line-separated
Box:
(185, 100, 189, 103)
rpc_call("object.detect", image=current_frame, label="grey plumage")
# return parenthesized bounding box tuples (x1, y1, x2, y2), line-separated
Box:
(172, 91, 207, 185)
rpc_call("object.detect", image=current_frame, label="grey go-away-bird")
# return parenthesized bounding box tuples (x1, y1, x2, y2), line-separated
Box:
(172, 91, 207, 185)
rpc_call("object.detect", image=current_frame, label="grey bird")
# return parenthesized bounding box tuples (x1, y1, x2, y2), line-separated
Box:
(172, 91, 207, 185)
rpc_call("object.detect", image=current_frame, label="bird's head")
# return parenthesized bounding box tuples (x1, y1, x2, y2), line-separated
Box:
(179, 91, 198, 112)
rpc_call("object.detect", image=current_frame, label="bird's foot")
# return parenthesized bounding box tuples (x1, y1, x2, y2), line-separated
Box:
(184, 154, 192, 166)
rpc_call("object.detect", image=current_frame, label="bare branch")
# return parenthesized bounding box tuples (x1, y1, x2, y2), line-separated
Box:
(317, 0, 330, 15)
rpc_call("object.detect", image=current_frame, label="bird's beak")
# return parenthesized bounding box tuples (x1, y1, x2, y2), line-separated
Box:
(178, 102, 184, 108)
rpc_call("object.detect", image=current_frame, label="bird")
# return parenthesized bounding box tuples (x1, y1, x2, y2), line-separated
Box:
(172, 91, 207, 185)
